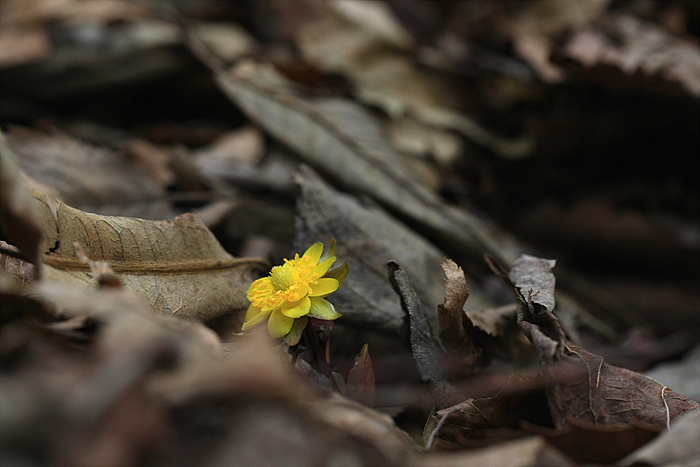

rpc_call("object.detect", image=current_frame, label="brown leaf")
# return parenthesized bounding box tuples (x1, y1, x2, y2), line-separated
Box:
(25, 188, 268, 320)
(345, 343, 376, 407)
(6, 126, 174, 219)
(619, 410, 700, 467)
(490, 254, 700, 430)
(311, 392, 416, 466)
(417, 436, 573, 467)
(425, 372, 550, 449)
(0, 129, 43, 268)
(559, 14, 700, 97)
(122, 138, 176, 188)
(187, 40, 527, 267)
(437, 259, 483, 372)
(293, 0, 532, 159)
(527, 419, 659, 464)
(438, 259, 470, 347)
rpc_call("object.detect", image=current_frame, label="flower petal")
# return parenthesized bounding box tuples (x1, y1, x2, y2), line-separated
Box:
(281, 296, 311, 318)
(241, 304, 271, 331)
(282, 316, 308, 346)
(309, 278, 339, 297)
(247, 277, 273, 300)
(303, 242, 324, 264)
(268, 308, 295, 338)
(307, 297, 341, 320)
(312, 256, 336, 277)
(319, 238, 336, 262)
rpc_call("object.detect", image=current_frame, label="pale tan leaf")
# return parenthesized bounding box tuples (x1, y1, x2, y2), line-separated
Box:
(294, 1, 532, 158)
(28, 188, 267, 320)
(437, 259, 469, 349)
(192, 22, 256, 63)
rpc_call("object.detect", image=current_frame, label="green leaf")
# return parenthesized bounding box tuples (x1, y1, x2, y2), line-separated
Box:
(323, 262, 348, 287)
(282, 316, 308, 346)
(307, 297, 341, 320)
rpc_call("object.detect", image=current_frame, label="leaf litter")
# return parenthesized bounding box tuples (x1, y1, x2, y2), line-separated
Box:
(0, 1, 699, 466)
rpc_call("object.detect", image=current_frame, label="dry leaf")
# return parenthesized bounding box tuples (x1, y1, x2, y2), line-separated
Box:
(26, 188, 268, 320)
(293, 0, 531, 159)
(189, 49, 527, 270)
(345, 343, 376, 407)
(644, 344, 700, 403)
(560, 14, 700, 96)
(618, 410, 700, 467)
(0, 129, 43, 268)
(425, 372, 550, 449)
(295, 165, 460, 334)
(437, 259, 470, 349)
(311, 391, 416, 466)
(508, 0, 610, 83)
(389, 261, 454, 406)
(123, 138, 176, 188)
(488, 254, 700, 430)
(417, 436, 573, 467)
(6, 127, 174, 219)
(437, 259, 485, 374)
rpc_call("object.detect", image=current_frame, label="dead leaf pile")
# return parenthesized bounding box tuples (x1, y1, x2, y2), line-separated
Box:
(1, 1, 698, 466)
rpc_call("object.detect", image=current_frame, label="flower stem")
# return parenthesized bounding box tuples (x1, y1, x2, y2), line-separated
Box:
(302, 323, 338, 391)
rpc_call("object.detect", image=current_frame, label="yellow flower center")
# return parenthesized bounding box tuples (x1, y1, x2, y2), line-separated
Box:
(249, 253, 321, 310)
(270, 265, 295, 290)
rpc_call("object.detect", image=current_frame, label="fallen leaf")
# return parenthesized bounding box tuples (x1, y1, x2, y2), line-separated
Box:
(488, 254, 700, 429)
(618, 410, 700, 467)
(295, 165, 460, 334)
(389, 261, 454, 406)
(23, 188, 268, 320)
(345, 343, 376, 407)
(437, 259, 470, 350)
(528, 420, 659, 464)
(559, 14, 700, 96)
(0, 129, 43, 268)
(187, 41, 527, 267)
(644, 344, 700, 404)
(425, 372, 550, 449)
(437, 259, 484, 373)
(6, 126, 174, 219)
(123, 138, 176, 188)
(417, 436, 573, 467)
(293, 0, 532, 159)
(311, 391, 416, 466)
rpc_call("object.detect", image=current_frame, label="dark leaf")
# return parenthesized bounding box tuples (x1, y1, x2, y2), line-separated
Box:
(345, 343, 376, 407)
(389, 261, 454, 407)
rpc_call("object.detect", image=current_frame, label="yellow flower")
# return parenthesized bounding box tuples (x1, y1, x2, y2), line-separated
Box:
(242, 240, 347, 343)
